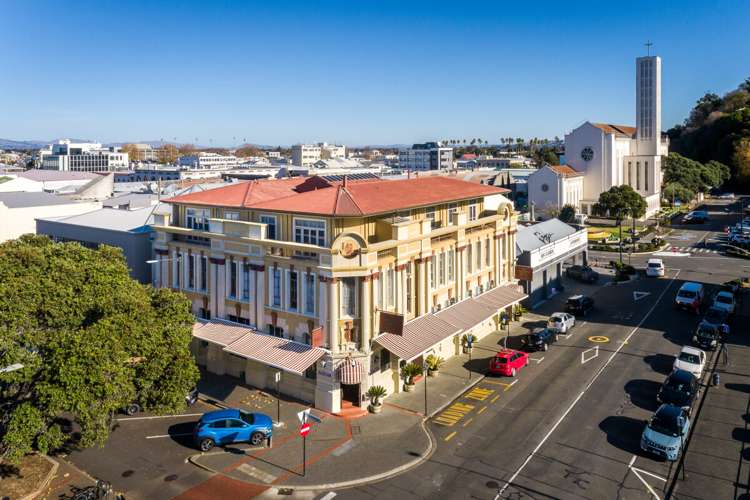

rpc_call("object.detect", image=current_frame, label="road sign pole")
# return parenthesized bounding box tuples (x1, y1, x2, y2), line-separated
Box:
(303, 434, 306, 477)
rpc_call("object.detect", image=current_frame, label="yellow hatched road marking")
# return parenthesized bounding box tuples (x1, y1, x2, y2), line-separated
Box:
(465, 387, 495, 401)
(433, 402, 475, 427)
(477, 406, 487, 415)
(490, 395, 500, 404)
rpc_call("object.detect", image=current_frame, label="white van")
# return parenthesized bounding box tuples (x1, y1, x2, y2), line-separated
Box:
(646, 258, 665, 277)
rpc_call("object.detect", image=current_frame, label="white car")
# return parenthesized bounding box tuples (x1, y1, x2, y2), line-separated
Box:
(673, 346, 706, 378)
(548, 312, 576, 333)
(712, 291, 736, 315)
(646, 258, 665, 277)
(718, 193, 735, 200)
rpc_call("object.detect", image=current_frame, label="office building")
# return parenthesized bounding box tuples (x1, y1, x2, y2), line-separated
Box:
(39, 140, 129, 173)
(398, 142, 453, 171)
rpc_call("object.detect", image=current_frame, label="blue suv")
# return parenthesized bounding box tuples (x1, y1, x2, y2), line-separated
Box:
(640, 404, 690, 461)
(194, 409, 273, 452)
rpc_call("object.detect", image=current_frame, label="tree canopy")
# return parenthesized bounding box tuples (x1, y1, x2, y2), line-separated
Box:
(593, 185, 647, 221)
(662, 152, 730, 196)
(0, 236, 199, 463)
(558, 204, 576, 223)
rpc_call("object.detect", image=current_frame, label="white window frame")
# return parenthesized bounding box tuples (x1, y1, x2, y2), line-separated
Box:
(340, 277, 357, 318)
(271, 268, 282, 308)
(260, 214, 278, 240)
(448, 248, 455, 282)
(186, 208, 210, 230)
(225, 211, 240, 221)
(287, 269, 299, 312)
(469, 204, 478, 221)
(293, 217, 327, 247)
(303, 272, 316, 316)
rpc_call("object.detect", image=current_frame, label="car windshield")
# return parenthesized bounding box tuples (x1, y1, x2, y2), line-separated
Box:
(648, 262, 662, 268)
(650, 413, 680, 437)
(678, 290, 697, 299)
(698, 326, 718, 337)
(679, 352, 700, 364)
(495, 357, 507, 364)
(716, 295, 733, 304)
(665, 378, 690, 393)
(567, 298, 582, 306)
(239, 411, 254, 425)
(549, 316, 562, 323)
(705, 309, 726, 323)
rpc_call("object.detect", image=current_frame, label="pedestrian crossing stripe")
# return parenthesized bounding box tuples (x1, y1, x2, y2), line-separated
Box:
(665, 245, 719, 254)
(465, 387, 495, 401)
(433, 402, 475, 426)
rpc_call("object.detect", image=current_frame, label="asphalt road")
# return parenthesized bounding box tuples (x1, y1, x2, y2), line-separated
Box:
(335, 199, 748, 500)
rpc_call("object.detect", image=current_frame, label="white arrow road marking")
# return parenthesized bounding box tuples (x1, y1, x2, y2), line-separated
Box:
(633, 291, 652, 301)
(529, 357, 545, 364)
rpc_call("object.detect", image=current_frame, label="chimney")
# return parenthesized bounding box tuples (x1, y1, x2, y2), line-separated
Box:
(342, 175, 348, 187)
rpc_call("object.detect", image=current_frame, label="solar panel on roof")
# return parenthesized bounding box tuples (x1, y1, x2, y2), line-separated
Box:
(319, 173, 380, 182)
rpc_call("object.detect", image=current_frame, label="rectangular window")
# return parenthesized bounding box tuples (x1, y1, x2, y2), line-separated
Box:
(448, 248, 455, 281)
(475, 241, 482, 270)
(406, 263, 412, 313)
(448, 203, 458, 225)
(305, 273, 315, 315)
(429, 256, 436, 289)
(636, 161, 641, 190)
(627, 161, 632, 186)
(645, 161, 649, 191)
(224, 211, 240, 221)
(380, 350, 391, 371)
(200, 256, 208, 291)
(485, 239, 491, 267)
(242, 263, 250, 300)
(467, 244, 473, 273)
(188, 254, 195, 289)
(341, 278, 356, 316)
(229, 261, 237, 298)
(387, 268, 395, 307)
(294, 219, 326, 247)
(173, 253, 181, 288)
(260, 214, 277, 240)
(272, 268, 281, 307)
(439, 252, 446, 286)
(469, 204, 478, 221)
(186, 208, 209, 230)
(289, 271, 299, 311)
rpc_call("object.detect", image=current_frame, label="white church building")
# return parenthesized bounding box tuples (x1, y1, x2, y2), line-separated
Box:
(529, 55, 668, 218)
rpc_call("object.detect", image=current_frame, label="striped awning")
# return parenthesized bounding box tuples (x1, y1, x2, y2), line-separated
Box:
(373, 314, 461, 362)
(337, 359, 365, 385)
(193, 320, 327, 376)
(473, 283, 527, 310)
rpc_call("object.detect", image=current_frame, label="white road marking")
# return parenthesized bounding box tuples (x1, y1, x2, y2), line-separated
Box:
(117, 413, 204, 421)
(581, 346, 599, 365)
(320, 493, 337, 500)
(632, 466, 667, 482)
(628, 455, 637, 467)
(529, 357, 545, 364)
(495, 270, 681, 498)
(633, 291, 651, 301)
(631, 467, 661, 499)
(653, 251, 691, 257)
(145, 432, 193, 439)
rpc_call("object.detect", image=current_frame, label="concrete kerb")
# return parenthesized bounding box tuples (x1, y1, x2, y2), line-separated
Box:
(187, 417, 437, 492)
(19, 454, 59, 500)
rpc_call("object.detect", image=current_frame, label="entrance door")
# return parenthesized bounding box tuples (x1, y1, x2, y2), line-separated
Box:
(341, 383, 360, 406)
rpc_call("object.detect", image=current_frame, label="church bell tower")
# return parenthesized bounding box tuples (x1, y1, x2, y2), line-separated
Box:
(635, 55, 661, 156)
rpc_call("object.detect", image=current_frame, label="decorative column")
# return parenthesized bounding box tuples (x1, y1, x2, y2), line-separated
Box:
(252, 263, 265, 329)
(210, 257, 226, 319)
(327, 278, 339, 352)
(360, 275, 371, 350)
(417, 258, 428, 316)
(456, 245, 466, 300)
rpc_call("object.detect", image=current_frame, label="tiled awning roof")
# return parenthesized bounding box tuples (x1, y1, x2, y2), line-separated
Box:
(193, 320, 327, 376)
(373, 284, 527, 361)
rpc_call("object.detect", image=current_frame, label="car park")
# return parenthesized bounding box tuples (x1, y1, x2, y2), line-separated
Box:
(565, 295, 594, 316)
(548, 312, 575, 333)
(488, 349, 529, 377)
(702, 306, 729, 329)
(657, 369, 698, 410)
(640, 404, 691, 461)
(693, 322, 721, 350)
(524, 328, 559, 352)
(565, 265, 599, 283)
(646, 258, 665, 277)
(124, 387, 199, 416)
(673, 346, 706, 378)
(193, 408, 273, 452)
(674, 282, 704, 314)
(712, 290, 736, 315)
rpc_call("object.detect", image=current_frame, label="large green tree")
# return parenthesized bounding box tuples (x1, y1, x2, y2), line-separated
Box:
(593, 185, 647, 262)
(0, 236, 199, 463)
(662, 152, 730, 197)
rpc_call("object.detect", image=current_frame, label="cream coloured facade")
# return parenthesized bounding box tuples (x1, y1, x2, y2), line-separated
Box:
(151, 176, 524, 413)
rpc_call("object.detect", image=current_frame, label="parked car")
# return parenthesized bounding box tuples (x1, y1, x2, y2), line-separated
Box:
(646, 258, 665, 277)
(524, 328, 560, 352)
(657, 369, 698, 410)
(124, 387, 199, 416)
(693, 322, 721, 350)
(683, 211, 709, 224)
(640, 404, 691, 461)
(702, 306, 729, 330)
(674, 282, 704, 314)
(548, 312, 575, 333)
(712, 290, 736, 315)
(673, 346, 707, 378)
(488, 349, 529, 377)
(193, 409, 273, 452)
(718, 193, 735, 200)
(565, 265, 599, 283)
(565, 295, 594, 316)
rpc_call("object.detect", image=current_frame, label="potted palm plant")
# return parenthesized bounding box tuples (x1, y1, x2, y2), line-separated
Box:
(426, 354, 444, 377)
(461, 333, 477, 354)
(513, 304, 527, 321)
(365, 385, 387, 413)
(401, 362, 423, 392)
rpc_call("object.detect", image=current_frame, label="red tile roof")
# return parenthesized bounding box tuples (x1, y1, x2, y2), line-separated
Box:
(166, 175, 509, 216)
(548, 165, 584, 178)
(590, 123, 637, 138)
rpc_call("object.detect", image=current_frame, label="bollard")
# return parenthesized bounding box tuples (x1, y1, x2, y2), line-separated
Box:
(712, 372, 720, 387)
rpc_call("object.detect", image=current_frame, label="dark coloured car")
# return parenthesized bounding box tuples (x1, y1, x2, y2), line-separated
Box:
(565, 265, 599, 284)
(693, 322, 721, 350)
(657, 369, 698, 410)
(525, 327, 560, 352)
(124, 387, 199, 416)
(683, 211, 709, 224)
(565, 295, 594, 316)
(702, 306, 729, 329)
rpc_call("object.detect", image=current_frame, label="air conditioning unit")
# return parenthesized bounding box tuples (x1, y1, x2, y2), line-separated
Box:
(449, 297, 457, 305)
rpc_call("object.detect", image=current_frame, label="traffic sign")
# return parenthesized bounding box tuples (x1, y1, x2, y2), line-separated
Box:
(297, 408, 322, 424)
(299, 423, 311, 437)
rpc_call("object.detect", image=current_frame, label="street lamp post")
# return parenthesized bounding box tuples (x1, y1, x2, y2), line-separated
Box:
(423, 361, 428, 417)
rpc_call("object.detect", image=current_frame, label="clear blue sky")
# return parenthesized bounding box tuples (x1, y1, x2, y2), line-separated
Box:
(2, 0, 748, 146)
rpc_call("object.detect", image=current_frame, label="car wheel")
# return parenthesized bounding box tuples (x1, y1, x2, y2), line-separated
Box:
(543, 343, 548, 352)
(250, 432, 265, 447)
(199, 438, 215, 452)
(511, 368, 517, 377)
(125, 403, 140, 416)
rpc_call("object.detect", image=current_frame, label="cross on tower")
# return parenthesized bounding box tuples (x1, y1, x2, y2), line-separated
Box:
(645, 41, 653, 56)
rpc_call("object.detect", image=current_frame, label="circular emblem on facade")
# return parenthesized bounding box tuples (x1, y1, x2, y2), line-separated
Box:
(541, 183, 549, 192)
(581, 147, 594, 162)
(339, 236, 360, 259)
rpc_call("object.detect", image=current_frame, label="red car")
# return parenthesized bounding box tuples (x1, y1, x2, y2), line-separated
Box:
(488, 349, 529, 377)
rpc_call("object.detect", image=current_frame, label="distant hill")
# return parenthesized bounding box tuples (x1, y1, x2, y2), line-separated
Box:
(0, 139, 47, 150)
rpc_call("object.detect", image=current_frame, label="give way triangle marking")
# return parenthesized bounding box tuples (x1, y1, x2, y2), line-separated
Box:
(633, 291, 651, 302)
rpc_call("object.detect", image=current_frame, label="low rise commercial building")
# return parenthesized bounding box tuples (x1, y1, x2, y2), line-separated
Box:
(291, 143, 347, 167)
(398, 142, 453, 171)
(178, 153, 240, 170)
(0, 192, 101, 242)
(152, 175, 525, 413)
(40, 140, 128, 172)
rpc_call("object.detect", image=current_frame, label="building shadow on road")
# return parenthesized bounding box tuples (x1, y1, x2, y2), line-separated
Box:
(726, 383, 750, 394)
(643, 353, 675, 375)
(624, 379, 661, 412)
(168, 421, 198, 449)
(599, 416, 647, 456)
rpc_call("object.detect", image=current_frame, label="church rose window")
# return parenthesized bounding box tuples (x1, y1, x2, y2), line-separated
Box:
(581, 147, 594, 162)
(541, 183, 549, 192)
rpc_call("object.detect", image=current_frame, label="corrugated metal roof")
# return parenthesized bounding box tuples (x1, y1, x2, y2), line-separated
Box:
(192, 320, 249, 347)
(473, 284, 527, 310)
(0, 191, 79, 208)
(436, 299, 496, 330)
(373, 314, 461, 362)
(516, 218, 578, 253)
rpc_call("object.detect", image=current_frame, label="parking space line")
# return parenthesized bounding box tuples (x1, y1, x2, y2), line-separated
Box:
(630, 468, 661, 499)
(444, 431, 457, 442)
(117, 413, 204, 421)
(504, 380, 518, 391)
(632, 467, 666, 482)
(490, 395, 500, 404)
(465, 387, 494, 401)
(145, 432, 193, 439)
(477, 406, 487, 415)
(462, 418, 474, 427)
